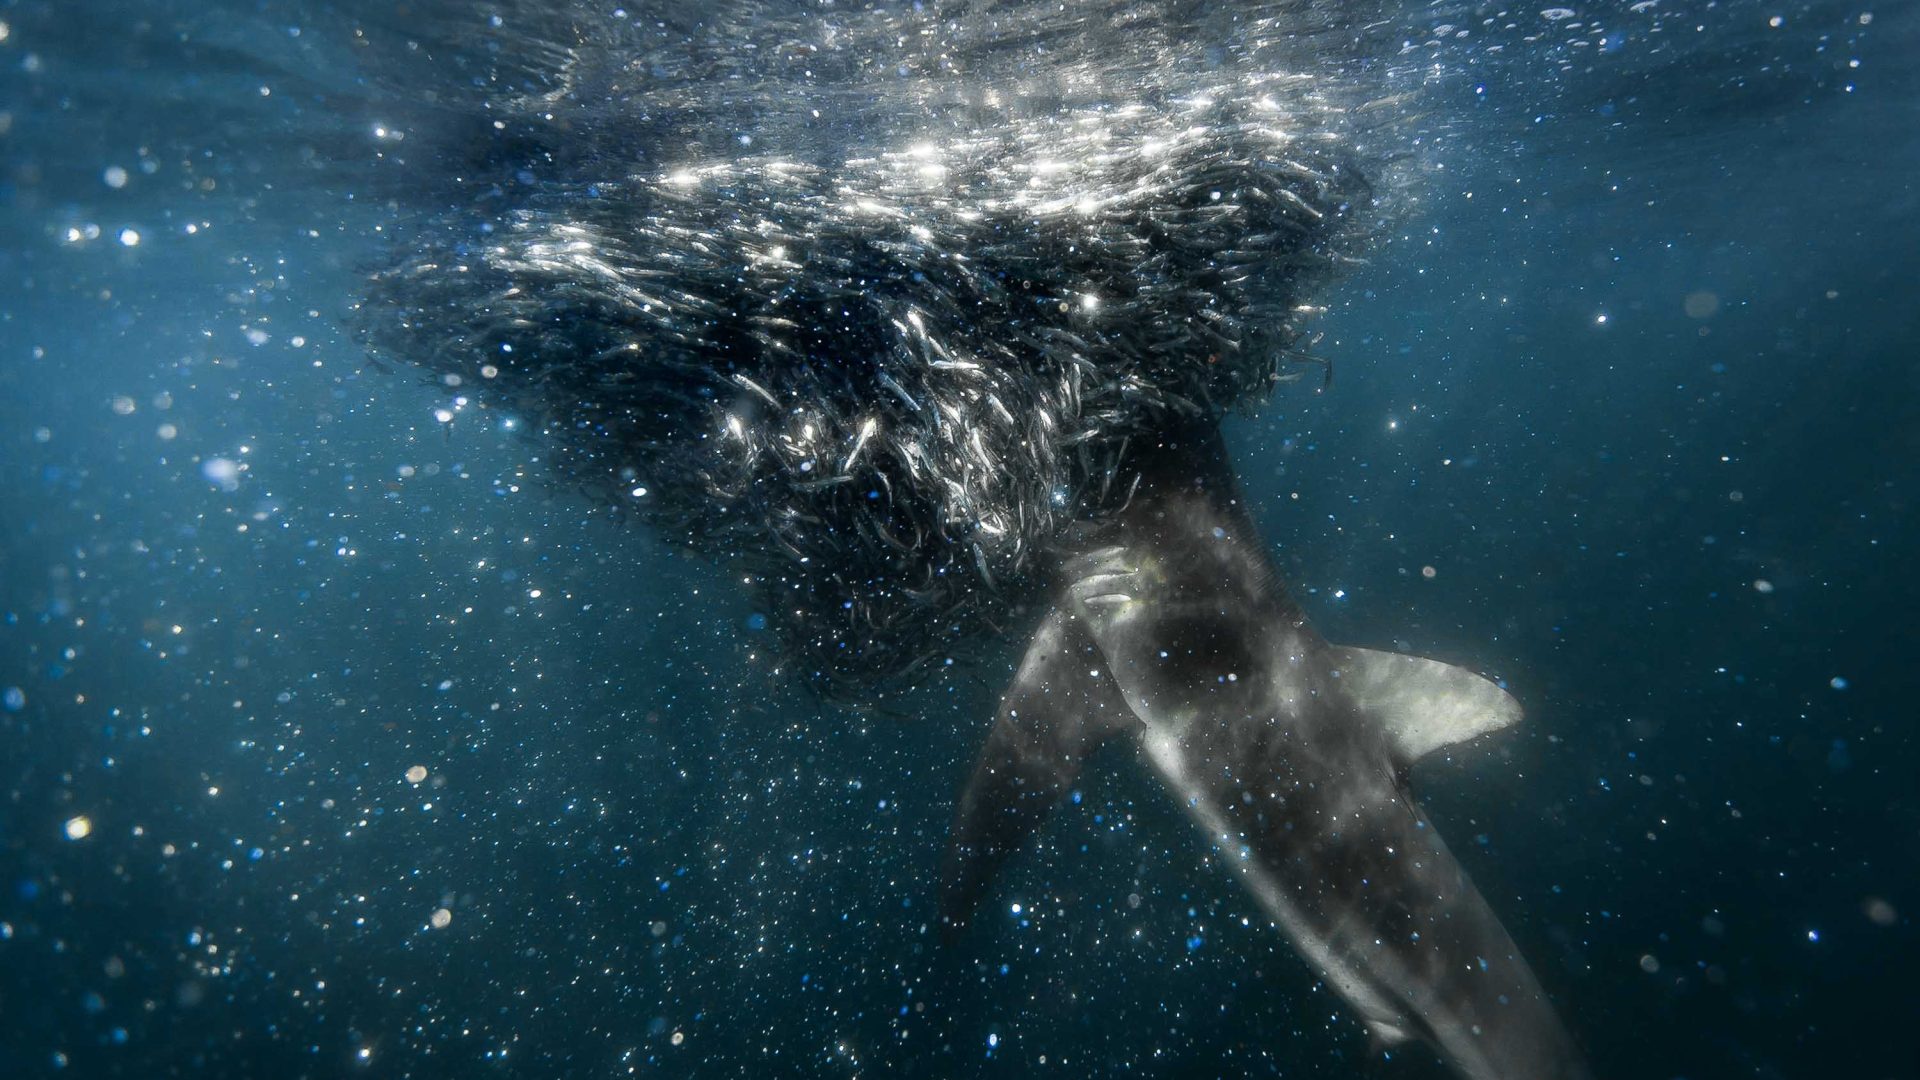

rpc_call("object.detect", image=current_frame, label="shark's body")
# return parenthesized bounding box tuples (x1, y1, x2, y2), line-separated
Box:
(943, 425, 1587, 1080)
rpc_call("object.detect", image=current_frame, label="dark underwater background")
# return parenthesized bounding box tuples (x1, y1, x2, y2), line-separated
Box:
(1, 1, 1915, 1077)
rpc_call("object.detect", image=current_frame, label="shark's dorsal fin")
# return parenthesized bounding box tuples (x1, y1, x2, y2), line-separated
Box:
(1327, 646, 1523, 764)
(938, 606, 1135, 938)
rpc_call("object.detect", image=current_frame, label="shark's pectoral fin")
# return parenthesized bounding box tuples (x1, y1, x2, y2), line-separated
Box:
(1327, 646, 1524, 764)
(939, 606, 1135, 938)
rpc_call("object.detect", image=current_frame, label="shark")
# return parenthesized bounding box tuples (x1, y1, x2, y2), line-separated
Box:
(940, 422, 1589, 1080)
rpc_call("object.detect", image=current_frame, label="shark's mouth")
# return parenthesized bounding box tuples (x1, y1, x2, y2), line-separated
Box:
(940, 425, 1590, 1080)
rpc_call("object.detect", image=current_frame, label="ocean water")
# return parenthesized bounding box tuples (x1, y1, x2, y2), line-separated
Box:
(1, 2, 1915, 1078)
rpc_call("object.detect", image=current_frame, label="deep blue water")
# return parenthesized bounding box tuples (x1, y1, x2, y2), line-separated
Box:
(2, 2, 1916, 1078)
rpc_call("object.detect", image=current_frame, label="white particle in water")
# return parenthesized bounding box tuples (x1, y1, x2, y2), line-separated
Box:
(202, 457, 240, 492)
(103, 165, 129, 189)
(430, 907, 452, 929)
(1684, 291, 1720, 319)
(64, 815, 93, 840)
(405, 765, 428, 784)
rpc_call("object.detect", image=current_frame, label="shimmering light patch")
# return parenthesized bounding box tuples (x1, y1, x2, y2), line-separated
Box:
(361, 2, 1367, 697)
(405, 765, 428, 784)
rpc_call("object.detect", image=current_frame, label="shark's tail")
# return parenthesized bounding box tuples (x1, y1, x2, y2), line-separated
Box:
(939, 609, 1588, 1079)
